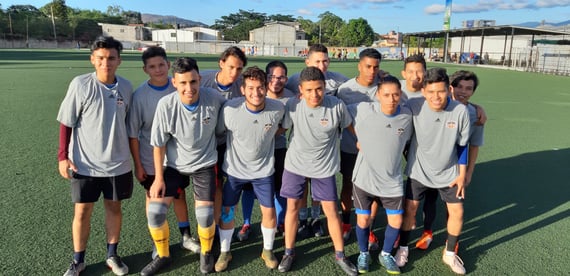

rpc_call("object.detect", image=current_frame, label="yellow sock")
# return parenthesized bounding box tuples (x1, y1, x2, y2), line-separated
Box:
(197, 223, 215, 254)
(149, 222, 170, 257)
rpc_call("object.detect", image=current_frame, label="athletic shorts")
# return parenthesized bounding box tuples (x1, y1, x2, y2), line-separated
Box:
(164, 166, 215, 201)
(405, 178, 463, 204)
(140, 175, 184, 199)
(340, 151, 357, 180)
(273, 148, 287, 193)
(223, 174, 274, 208)
(352, 184, 403, 215)
(280, 169, 337, 201)
(71, 171, 133, 203)
(215, 144, 227, 188)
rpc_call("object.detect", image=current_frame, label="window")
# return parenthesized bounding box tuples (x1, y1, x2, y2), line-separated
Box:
(170, 33, 177, 38)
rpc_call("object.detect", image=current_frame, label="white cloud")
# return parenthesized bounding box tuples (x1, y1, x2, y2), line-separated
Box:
(297, 8, 313, 16)
(424, 0, 570, 15)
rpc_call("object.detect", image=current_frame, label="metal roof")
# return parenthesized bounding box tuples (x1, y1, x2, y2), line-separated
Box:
(405, 25, 570, 38)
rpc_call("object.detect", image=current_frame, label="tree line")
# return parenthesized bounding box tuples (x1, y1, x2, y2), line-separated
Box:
(0, 2, 376, 47)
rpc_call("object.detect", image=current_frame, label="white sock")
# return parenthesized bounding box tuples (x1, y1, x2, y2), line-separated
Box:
(445, 250, 455, 256)
(219, 229, 234, 252)
(261, 225, 276, 250)
(381, 251, 390, 256)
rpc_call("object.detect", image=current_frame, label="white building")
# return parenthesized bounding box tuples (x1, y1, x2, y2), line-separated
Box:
(247, 22, 308, 56)
(98, 23, 150, 42)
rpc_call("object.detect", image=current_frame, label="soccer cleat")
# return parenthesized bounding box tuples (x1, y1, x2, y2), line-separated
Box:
(236, 224, 251, 242)
(261, 249, 279, 269)
(140, 256, 170, 276)
(214, 251, 232, 272)
(416, 231, 433, 250)
(200, 252, 214, 274)
(151, 243, 158, 260)
(182, 234, 201, 253)
(311, 218, 325, 237)
(297, 220, 310, 240)
(335, 257, 358, 276)
(379, 254, 401, 274)
(105, 255, 128, 276)
(394, 247, 409, 267)
(442, 252, 466, 275)
(368, 232, 380, 251)
(63, 261, 85, 276)
(357, 252, 371, 274)
(278, 254, 295, 272)
(342, 223, 352, 242)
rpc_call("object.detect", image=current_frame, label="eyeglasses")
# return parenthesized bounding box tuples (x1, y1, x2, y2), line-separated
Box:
(269, 75, 287, 81)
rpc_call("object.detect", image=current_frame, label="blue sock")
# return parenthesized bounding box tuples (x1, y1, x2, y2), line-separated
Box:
(106, 243, 118, 258)
(73, 251, 85, 264)
(355, 225, 370, 253)
(335, 250, 345, 260)
(299, 208, 308, 221)
(311, 204, 321, 219)
(383, 225, 400, 253)
(285, 248, 295, 256)
(178, 221, 191, 236)
(274, 194, 287, 225)
(241, 190, 255, 225)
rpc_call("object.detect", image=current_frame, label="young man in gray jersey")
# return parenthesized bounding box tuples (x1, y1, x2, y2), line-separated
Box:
(395, 68, 470, 275)
(58, 36, 132, 276)
(237, 61, 296, 240)
(336, 48, 382, 247)
(200, 46, 247, 227)
(141, 57, 226, 275)
(278, 67, 357, 276)
(400, 54, 427, 100)
(214, 66, 284, 272)
(348, 76, 413, 274)
(127, 46, 201, 257)
(285, 44, 349, 238)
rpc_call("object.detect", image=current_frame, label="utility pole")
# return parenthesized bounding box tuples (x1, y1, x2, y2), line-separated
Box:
(50, 3, 58, 48)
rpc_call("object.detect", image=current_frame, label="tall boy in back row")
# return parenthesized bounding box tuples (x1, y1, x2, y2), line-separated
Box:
(58, 36, 132, 276)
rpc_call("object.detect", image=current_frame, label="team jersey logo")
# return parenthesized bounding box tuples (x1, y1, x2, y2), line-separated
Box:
(264, 123, 273, 131)
(386, 124, 392, 128)
(202, 116, 211, 125)
(320, 118, 329, 127)
(396, 128, 405, 136)
(446, 121, 457, 129)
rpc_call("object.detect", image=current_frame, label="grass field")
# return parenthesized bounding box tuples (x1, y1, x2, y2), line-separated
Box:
(1, 49, 569, 275)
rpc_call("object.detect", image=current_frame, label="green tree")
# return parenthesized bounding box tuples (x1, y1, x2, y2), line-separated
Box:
(297, 17, 319, 44)
(121, 10, 142, 24)
(337, 18, 374, 47)
(211, 9, 266, 42)
(106, 5, 122, 17)
(317, 11, 345, 46)
(40, 0, 68, 22)
(267, 14, 295, 22)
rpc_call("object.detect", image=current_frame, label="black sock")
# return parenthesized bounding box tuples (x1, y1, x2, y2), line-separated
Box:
(447, 234, 459, 252)
(73, 251, 85, 263)
(399, 230, 411, 247)
(107, 243, 118, 258)
(342, 212, 351, 224)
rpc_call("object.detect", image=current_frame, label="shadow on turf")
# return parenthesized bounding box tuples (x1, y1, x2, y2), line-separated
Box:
(403, 148, 570, 273)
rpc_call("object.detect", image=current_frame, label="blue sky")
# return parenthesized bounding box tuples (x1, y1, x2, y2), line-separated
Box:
(3, 0, 570, 33)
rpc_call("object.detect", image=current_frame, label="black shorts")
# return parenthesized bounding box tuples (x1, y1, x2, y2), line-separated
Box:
(165, 166, 215, 201)
(71, 171, 133, 203)
(405, 178, 463, 204)
(216, 144, 227, 188)
(352, 184, 403, 214)
(274, 148, 287, 193)
(340, 151, 357, 180)
(140, 175, 184, 199)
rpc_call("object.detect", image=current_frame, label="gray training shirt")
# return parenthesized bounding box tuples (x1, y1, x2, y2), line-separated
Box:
(286, 71, 348, 96)
(127, 80, 175, 175)
(150, 88, 226, 174)
(283, 96, 352, 178)
(217, 97, 285, 179)
(271, 88, 296, 150)
(337, 77, 379, 154)
(404, 97, 471, 188)
(349, 102, 413, 197)
(467, 103, 484, 146)
(400, 79, 424, 103)
(200, 70, 243, 100)
(57, 72, 133, 177)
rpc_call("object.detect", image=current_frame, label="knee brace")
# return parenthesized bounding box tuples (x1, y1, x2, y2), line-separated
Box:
(220, 206, 235, 224)
(147, 202, 168, 228)
(195, 205, 214, 228)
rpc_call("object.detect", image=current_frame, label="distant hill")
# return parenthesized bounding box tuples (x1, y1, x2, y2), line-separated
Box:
(142, 13, 208, 28)
(516, 20, 570, 28)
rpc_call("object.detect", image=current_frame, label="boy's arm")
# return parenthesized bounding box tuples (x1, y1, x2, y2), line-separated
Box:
(149, 145, 167, 198)
(470, 102, 487, 125)
(466, 145, 479, 186)
(58, 123, 76, 179)
(129, 137, 147, 182)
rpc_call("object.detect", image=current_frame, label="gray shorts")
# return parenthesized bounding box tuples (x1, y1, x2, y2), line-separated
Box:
(164, 166, 216, 201)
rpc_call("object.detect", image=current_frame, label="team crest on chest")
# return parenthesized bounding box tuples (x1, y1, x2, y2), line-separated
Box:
(202, 116, 211, 125)
(396, 128, 405, 136)
(320, 118, 329, 127)
(264, 123, 273, 131)
(446, 121, 457, 129)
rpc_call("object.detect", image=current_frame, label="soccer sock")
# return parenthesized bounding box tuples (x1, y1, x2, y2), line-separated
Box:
(241, 190, 255, 226)
(261, 225, 276, 250)
(447, 234, 459, 253)
(197, 223, 215, 254)
(285, 248, 295, 256)
(299, 208, 308, 221)
(148, 222, 170, 257)
(399, 230, 411, 247)
(382, 225, 400, 254)
(311, 204, 321, 219)
(274, 194, 287, 225)
(335, 251, 345, 260)
(178, 221, 191, 237)
(106, 243, 118, 258)
(342, 212, 351, 224)
(73, 251, 85, 264)
(423, 195, 437, 231)
(355, 225, 370, 253)
(219, 228, 234, 253)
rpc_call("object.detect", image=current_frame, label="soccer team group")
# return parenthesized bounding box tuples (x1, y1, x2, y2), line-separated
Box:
(57, 36, 485, 276)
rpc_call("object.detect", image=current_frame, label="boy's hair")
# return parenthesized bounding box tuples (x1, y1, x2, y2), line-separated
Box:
(142, 46, 167, 65)
(299, 66, 325, 84)
(220, 46, 247, 67)
(91, 36, 123, 55)
(308, 44, 329, 56)
(403, 54, 426, 70)
(359, 48, 382, 62)
(265, 60, 288, 76)
(242, 66, 267, 88)
(171, 57, 199, 75)
(450, 70, 479, 92)
(378, 75, 401, 90)
(423, 67, 449, 87)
